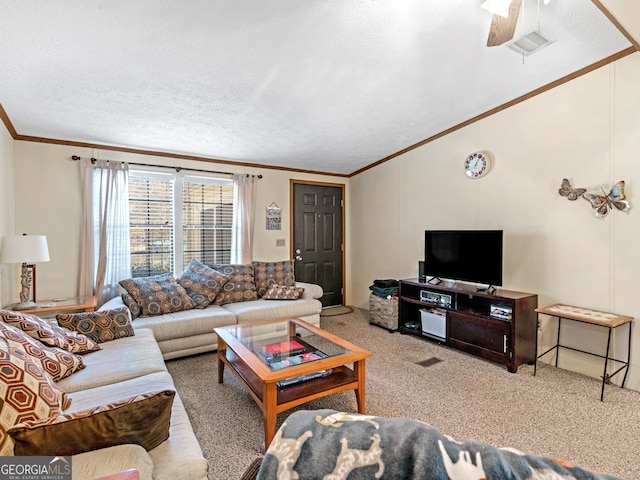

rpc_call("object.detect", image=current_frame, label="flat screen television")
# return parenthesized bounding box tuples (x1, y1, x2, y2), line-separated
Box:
(424, 230, 503, 287)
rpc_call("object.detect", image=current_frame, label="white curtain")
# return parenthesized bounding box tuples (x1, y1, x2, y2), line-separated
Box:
(79, 158, 131, 307)
(79, 158, 95, 297)
(231, 174, 258, 264)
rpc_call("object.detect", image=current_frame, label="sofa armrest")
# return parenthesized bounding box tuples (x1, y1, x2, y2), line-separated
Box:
(101, 296, 127, 311)
(295, 282, 323, 300)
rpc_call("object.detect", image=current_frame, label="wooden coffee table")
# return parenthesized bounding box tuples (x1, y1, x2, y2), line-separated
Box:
(214, 317, 371, 449)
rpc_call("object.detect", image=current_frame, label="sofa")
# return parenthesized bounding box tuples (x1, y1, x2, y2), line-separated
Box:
(0, 260, 323, 479)
(0, 314, 207, 480)
(247, 409, 624, 480)
(102, 280, 323, 360)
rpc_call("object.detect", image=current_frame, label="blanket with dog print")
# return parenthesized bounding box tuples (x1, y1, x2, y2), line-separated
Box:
(256, 409, 624, 480)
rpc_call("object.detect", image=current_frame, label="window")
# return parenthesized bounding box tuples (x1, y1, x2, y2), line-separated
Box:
(128, 171, 233, 278)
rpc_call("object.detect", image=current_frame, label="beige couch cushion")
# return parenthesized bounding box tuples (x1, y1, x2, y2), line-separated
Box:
(132, 305, 236, 342)
(57, 328, 166, 394)
(156, 333, 219, 360)
(67, 372, 208, 480)
(222, 298, 322, 323)
(72, 444, 154, 480)
(148, 390, 209, 480)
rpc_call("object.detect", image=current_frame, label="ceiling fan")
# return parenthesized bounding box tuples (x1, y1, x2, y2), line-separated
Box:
(482, 0, 551, 47)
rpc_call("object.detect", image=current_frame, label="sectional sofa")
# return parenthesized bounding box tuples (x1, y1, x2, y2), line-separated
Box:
(102, 281, 323, 359)
(0, 260, 323, 479)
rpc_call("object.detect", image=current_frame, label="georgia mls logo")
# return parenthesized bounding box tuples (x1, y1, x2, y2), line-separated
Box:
(0, 456, 72, 480)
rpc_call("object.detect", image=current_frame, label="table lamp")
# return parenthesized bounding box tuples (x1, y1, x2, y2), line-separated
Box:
(0, 234, 50, 310)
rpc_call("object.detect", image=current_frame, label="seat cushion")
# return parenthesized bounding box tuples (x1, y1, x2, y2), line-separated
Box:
(222, 298, 322, 323)
(56, 328, 166, 393)
(68, 371, 209, 480)
(72, 444, 154, 480)
(131, 305, 236, 342)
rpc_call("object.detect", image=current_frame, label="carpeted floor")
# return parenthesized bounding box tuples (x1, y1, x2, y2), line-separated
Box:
(166, 308, 640, 480)
(320, 305, 354, 316)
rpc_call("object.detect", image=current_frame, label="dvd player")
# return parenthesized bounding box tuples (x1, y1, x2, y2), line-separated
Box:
(420, 290, 452, 308)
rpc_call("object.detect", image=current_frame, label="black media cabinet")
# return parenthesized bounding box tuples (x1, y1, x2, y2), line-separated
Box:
(398, 279, 538, 373)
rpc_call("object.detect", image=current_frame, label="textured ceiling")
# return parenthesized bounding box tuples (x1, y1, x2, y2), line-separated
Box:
(0, 0, 632, 175)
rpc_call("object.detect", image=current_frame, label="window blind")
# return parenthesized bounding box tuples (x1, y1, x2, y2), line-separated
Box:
(182, 176, 233, 268)
(127, 171, 234, 278)
(128, 173, 174, 278)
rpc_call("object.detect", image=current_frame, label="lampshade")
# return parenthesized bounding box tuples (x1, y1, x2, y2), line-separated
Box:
(0, 235, 50, 264)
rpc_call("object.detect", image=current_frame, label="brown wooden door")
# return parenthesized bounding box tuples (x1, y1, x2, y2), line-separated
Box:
(292, 182, 344, 307)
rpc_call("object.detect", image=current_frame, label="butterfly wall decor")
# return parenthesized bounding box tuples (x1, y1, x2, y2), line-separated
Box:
(582, 181, 630, 219)
(558, 178, 631, 219)
(558, 178, 586, 201)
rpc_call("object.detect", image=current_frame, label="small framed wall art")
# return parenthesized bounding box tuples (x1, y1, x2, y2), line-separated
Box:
(266, 202, 281, 230)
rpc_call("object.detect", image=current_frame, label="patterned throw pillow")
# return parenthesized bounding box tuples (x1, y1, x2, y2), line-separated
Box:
(57, 308, 135, 344)
(118, 274, 196, 317)
(121, 293, 141, 319)
(209, 264, 258, 305)
(252, 260, 296, 297)
(262, 284, 305, 300)
(178, 259, 231, 308)
(0, 322, 85, 382)
(0, 309, 101, 355)
(0, 346, 69, 456)
(8, 389, 175, 456)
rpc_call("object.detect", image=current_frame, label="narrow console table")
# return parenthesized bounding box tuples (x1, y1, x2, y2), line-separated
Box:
(534, 304, 633, 401)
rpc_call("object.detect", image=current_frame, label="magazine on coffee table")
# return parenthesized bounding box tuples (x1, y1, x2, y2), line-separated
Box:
(262, 339, 306, 359)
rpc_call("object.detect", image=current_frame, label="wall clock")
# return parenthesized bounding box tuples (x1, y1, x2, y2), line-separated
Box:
(464, 152, 491, 179)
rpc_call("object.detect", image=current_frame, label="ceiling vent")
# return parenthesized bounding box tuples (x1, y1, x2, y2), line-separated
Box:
(507, 30, 551, 56)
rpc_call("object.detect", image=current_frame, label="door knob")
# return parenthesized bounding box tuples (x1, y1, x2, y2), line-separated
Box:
(295, 249, 301, 254)
(295, 255, 302, 261)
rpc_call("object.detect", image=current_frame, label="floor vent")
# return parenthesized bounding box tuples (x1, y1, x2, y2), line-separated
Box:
(416, 357, 443, 368)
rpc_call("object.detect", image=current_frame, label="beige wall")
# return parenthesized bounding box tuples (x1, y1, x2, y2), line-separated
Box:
(0, 121, 15, 306)
(347, 52, 640, 391)
(11, 143, 345, 301)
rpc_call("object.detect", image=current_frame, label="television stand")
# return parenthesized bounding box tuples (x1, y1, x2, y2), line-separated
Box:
(398, 279, 537, 372)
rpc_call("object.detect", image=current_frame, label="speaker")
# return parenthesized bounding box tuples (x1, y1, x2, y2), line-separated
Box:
(418, 261, 426, 282)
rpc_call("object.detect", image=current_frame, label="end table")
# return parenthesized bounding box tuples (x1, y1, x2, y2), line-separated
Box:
(8, 296, 97, 317)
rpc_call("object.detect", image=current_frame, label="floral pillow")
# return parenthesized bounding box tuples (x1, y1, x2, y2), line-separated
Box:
(253, 260, 296, 297)
(178, 259, 230, 308)
(0, 322, 85, 382)
(57, 308, 135, 344)
(262, 284, 305, 300)
(0, 309, 101, 355)
(0, 346, 71, 456)
(209, 264, 258, 305)
(119, 274, 196, 317)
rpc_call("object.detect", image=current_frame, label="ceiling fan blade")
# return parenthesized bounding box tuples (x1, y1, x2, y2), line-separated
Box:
(486, 0, 522, 47)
